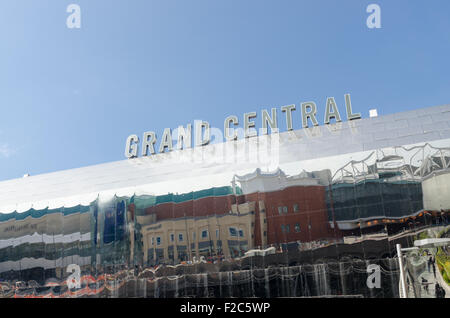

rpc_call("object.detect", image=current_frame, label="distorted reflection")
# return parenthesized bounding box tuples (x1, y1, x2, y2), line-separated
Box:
(0, 140, 449, 298)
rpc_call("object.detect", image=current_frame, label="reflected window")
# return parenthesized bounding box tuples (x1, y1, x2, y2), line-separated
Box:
(295, 223, 300, 233)
(238, 229, 244, 237)
(178, 233, 184, 242)
(293, 204, 299, 212)
(156, 237, 161, 245)
(170, 233, 174, 243)
(281, 224, 290, 233)
(229, 227, 238, 237)
(278, 206, 288, 214)
(201, 230, 208, 239)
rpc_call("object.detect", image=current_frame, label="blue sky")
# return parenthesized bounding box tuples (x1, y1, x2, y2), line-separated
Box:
(0, 0, 449, 181)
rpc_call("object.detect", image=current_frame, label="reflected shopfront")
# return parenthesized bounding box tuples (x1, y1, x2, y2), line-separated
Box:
(0, 105, 449, 298)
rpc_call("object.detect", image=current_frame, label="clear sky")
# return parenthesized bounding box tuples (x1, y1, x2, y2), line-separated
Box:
(0, 0, 449, 181)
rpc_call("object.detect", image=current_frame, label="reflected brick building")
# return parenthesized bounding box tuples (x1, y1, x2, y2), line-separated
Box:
(234, 168, 335, 248)
(130, 168, 337, 264)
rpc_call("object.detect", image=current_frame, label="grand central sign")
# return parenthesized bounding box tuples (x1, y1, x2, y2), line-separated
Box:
(125, 94, 361, 158)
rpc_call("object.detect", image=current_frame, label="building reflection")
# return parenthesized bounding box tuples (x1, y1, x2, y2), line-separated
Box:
(0, 141, 449, 298)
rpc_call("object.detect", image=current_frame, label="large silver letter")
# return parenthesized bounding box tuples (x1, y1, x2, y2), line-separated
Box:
(177, 124, 192, 150)
(301, 102, 319, 128)
(261, 108, 278, 135)
(159, 128, 173, 153)
(125, 134, 139, 158)
(345, 94, 361, 121)
(142, 131, 156, 156)
(281, 104, 296, 131)
(324, 97, 342, 124)
(244, 112, 257, 138)
(224, 115, 239, 141)
(195, 120, 210, 147)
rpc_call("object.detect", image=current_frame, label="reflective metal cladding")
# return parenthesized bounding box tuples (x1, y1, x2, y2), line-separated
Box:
(0, 104, 450, 298)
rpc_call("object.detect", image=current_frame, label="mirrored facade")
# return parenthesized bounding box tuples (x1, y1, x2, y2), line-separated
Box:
(0, 105, 449, 298)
